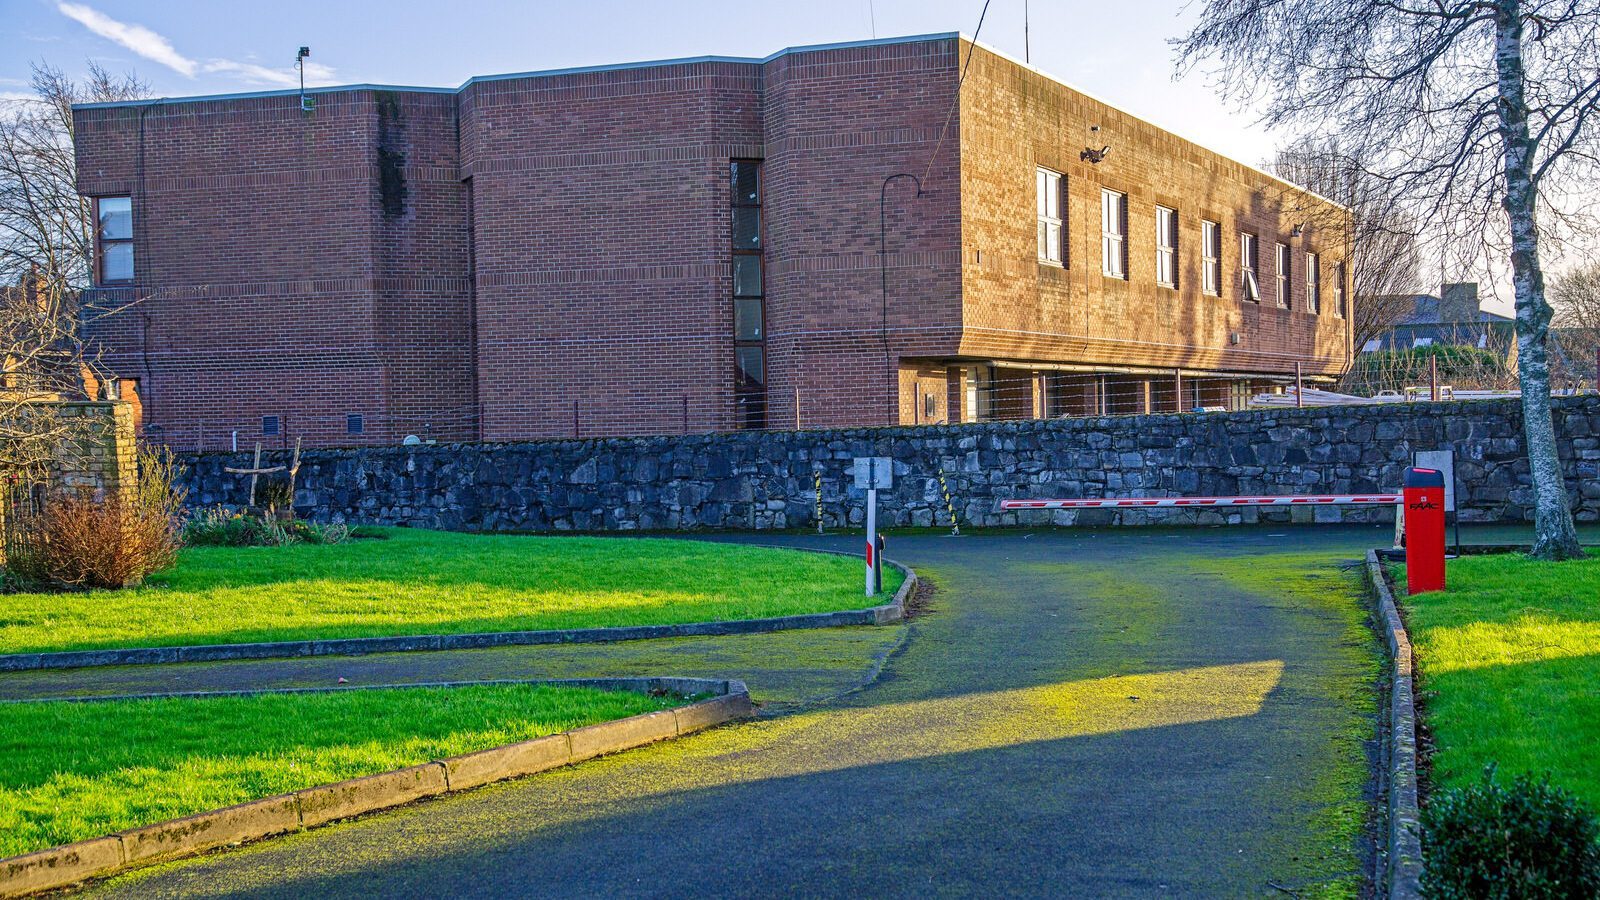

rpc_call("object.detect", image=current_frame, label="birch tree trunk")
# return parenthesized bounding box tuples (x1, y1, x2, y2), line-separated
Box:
(1494, 0, 1584, 560)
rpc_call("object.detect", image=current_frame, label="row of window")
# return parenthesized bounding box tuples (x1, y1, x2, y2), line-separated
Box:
(1036, 168, 1344, 315)
(259, 415, 364, 435)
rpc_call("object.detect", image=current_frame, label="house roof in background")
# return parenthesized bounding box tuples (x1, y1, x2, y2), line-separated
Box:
(1393, 294, 1513, 327)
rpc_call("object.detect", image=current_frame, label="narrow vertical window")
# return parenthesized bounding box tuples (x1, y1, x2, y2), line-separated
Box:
(1100, 189, 1127, 278)
(731, 160, 765, 428)
(1201, 220, 1221, 295)
(1239, 232, 1260, 302)
(1036, 167, 1063, 264)
(1333, 261, 1347, 318)
(1306, 251, 1322, 314)
(1155, 206, 1178, 288)
(96, 196, 134, 283)
(1275, 242, 1291, 308)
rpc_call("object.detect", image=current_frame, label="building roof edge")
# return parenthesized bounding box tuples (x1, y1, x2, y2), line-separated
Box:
(71, 32, 962, 111)
(69, 29, 1346, 212)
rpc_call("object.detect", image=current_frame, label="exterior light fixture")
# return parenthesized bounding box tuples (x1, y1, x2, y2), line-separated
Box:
(296, 47, 314, 112)
(1080, 145, 1111, 164)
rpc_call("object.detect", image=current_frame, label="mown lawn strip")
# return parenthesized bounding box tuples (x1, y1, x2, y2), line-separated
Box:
(0, 683, 682, 857)
(1, 530, 898, 655)
(1399, 551, 1600, 805)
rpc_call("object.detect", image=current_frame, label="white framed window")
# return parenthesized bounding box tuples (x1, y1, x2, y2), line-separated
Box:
(1306, 251, 1321, 313)
(95, 196, 134, 283)
(1036, 168, 1063, 265)
(1155, 206, 1178, 288)
(1201, 220, 1221, 295)
(1275, 242, 1291, 308)
(1100, 189, 1127, 278)
(1240, 232, 1260, 302)
(1333, 261, 1347, 318)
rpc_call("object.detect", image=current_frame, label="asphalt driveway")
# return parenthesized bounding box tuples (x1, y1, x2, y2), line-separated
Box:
(81, 525, 1390, 898)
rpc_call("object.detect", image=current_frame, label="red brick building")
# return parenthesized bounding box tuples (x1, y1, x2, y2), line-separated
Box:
(74, 33, 1351, 447)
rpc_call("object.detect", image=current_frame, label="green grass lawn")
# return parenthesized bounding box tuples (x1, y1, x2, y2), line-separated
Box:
(1400, 551, 1600, 806)
(0, 530, 899, 655)
(0, 683, 683, 857)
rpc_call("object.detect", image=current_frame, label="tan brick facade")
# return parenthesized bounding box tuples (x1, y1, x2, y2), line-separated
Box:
(74, 34, 1350, 446)
(953, 41, 1350, 416)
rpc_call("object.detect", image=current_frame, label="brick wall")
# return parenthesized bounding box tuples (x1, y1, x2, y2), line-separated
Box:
(761, 39, 964, 430)
(177, 397, 1600, 532)
(461, 60, 763, 440)
(75, 89, 473, 449)
(957, 42, 1352, 383)
(75, 34, 1356, 448)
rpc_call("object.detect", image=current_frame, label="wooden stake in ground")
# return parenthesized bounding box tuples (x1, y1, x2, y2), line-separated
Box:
(224, 442, 285, 509)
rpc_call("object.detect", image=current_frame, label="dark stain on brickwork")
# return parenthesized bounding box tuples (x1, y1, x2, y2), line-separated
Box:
(375, 91, 408, 218)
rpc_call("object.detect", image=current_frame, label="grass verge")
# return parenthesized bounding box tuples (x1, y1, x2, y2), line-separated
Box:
(0, 683, 684, 857)
(1398, 550, 1600, 806)
(0, 529, 899, 655)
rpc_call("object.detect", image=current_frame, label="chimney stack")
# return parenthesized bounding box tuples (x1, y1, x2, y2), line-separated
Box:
(1438, 282, 1480, 324)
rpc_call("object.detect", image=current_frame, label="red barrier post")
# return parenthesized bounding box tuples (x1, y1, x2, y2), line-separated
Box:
(1402, 467, 1447, 594)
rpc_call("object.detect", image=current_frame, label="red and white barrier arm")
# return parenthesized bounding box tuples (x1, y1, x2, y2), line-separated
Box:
(998, 494, 1401, 510)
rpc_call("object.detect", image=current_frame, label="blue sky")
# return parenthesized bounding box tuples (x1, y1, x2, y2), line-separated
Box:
(0, 0, 1284, 168)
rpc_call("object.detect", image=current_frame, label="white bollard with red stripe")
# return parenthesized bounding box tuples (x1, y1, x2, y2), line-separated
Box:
(854, 457, 892, 597)
(865, 486, 878, 597)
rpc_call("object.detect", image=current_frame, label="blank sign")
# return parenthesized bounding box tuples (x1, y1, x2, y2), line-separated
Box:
(852, 457, 893, 489)
(1414, 450, 1456, 512)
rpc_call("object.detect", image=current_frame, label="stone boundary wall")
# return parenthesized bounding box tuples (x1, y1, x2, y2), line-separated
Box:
(176, 397, 1600, 531)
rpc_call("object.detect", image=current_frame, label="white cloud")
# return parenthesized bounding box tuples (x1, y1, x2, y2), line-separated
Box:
(56, 2, 197, 77)
(55, 4, 339, 89)
(202, 59, 338, 88)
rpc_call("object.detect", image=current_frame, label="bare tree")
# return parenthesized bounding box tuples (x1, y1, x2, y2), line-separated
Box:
(1175, 0, 1599, 560)
(1273, 137, 1423, 357)
(1550, 260, 1600, 386)
(0, 63, 146, 479)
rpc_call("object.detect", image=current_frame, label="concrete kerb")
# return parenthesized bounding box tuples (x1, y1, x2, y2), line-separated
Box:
(1364, 549, 1424, 900)
(0, 555, 916, 673)
(0, 677, 752, 898)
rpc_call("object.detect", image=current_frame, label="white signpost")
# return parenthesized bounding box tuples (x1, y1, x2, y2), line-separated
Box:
(853, 457, 892, 596)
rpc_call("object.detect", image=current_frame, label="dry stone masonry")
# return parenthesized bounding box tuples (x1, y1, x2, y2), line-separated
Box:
(177, 397, 1600, 532)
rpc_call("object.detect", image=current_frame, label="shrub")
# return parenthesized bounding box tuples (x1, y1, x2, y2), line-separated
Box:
(182, 508, 349, 548)
(255, 477, 293, 515)
(3, 447, 186, 589)
(287, 519, 349, 545)
(1422, 766, 1600, 899)
(182, 507, 292, 547)
(1342, 343, 1514, 395)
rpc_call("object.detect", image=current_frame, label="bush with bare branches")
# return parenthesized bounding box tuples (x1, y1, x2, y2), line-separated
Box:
(3, 446, 184, 589)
